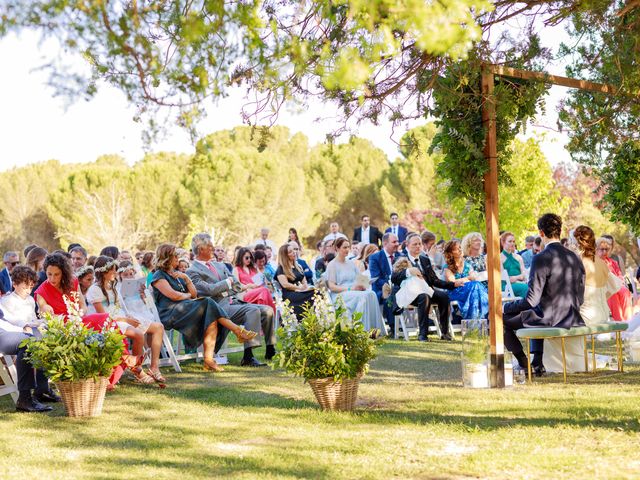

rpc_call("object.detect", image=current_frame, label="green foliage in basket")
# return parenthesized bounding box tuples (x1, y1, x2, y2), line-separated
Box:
(275, 292, 379, 382)
(21, 312, 125, 383)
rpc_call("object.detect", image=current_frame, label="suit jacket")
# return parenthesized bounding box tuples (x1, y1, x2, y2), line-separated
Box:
(353, 226, 383, 247)
(297, 259, 314, 285)
(503, 242, 585, 328)
(385, 225, 408, 244)
(369, 249, 395, 302)
(0, 268, 10, 295)
(390, 253, 455, 290)
(186, 260, 237, 307)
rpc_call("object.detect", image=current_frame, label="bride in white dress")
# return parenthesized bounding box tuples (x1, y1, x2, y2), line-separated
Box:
(326, 238, 385, 333)
(544, 226, 619, 372)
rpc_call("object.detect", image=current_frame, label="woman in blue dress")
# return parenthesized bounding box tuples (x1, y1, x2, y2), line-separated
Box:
(443, 240, 489, 319)
(326, 238, 385, 333)
(151, 243, 257, 372)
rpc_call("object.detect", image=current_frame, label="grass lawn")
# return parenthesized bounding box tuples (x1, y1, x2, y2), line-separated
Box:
(1, 338, 640, 479)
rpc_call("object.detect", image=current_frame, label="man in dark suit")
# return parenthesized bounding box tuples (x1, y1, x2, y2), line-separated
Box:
(503, 213, 585, 375)
(0, 251, 20, 295)
(391, 233, 464, 341)
(353, 214, 383, 247)
(369, 233, 400, 332)
(385, 212, 408, 244)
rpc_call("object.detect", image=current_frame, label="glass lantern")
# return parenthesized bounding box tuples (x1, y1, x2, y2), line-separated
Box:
(461, 319, 489, 388)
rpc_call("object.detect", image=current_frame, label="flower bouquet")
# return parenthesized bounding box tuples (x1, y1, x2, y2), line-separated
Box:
(21, 293, 124, 417)
(275, 292, 379, 411)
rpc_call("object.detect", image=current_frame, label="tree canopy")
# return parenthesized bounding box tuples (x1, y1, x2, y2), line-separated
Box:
(2, 1, 639, 230)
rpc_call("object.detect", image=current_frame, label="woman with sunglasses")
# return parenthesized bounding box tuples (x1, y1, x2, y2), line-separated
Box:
(232, 248, 276, 313)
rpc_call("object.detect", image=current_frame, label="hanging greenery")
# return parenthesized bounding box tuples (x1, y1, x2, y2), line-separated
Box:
(427, 59, 549, 212)
(599, 142, 640, 234)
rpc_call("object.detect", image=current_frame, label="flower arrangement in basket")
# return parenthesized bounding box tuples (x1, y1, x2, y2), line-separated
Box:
(21, 292, 125, 417)
(275, 291, 379, 411)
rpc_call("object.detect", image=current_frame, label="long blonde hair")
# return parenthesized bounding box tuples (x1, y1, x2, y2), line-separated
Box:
(278, 244, 301, 280)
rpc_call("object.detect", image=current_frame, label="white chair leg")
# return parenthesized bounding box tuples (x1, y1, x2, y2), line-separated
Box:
(160, 332, 182, 373)
(0, 354, 19, 404)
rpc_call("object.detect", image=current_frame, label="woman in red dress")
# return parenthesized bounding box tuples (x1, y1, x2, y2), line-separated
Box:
(34, 252, 128, 389)
(596, 237, 632, 321)
(233, 248, 275, 313)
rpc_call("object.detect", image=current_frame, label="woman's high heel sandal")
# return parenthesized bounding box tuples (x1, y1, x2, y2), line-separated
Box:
(234, 326, 258, 343)
(203, 358, 225, 372)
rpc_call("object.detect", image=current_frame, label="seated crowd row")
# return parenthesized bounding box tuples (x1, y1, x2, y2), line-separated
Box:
(0, 213, 635, 412)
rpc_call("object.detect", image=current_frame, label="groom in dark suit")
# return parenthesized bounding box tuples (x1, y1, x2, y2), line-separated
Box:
(353, 215, 383, 247)
(503, 213, 585, 374)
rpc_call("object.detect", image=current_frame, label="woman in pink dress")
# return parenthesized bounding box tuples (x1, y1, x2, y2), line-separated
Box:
(596, 237, 632, 321)
(233, 248, 276, 313)
(34, 252, 129, 389)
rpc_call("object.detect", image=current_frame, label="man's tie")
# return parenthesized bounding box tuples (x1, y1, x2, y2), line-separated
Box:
(206, 261, 221, 280)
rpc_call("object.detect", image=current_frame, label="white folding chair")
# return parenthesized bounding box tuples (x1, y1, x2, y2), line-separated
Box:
(501, 268, 521, 302)
(0, 353, 19, 403)
(120, 287, 182, 373)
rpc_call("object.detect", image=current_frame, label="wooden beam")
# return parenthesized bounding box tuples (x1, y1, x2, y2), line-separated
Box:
(489, 65, 625, 96)
(481, 67, 505, 388)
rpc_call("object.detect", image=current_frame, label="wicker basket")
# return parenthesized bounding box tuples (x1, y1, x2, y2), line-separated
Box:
(307, 374, 362, 411)
(55, 377, 108, 417)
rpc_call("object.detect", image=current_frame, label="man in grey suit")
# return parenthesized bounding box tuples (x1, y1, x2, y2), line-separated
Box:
(187, 233, 276, 366)
(503, 213, 585, 375)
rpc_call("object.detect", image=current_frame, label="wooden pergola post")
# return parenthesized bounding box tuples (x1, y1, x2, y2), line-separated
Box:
(481, 66, 505, 388)
(479, 64, 623, 388)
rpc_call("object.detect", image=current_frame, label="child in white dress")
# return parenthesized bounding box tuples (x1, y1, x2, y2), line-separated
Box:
(86, 256, 165, 384)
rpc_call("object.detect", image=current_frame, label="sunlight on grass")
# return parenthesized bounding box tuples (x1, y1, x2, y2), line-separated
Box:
(2, 339, 640, 479)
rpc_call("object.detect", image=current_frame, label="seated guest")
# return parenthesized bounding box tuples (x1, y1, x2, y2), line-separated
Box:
(392, 233, 462, 341)
(369, 233, 400, 332)
(34, 252, 128, 389)
(443, 240, 489, 320)
(75, 266, 95, 304)
(140, 251, 155, 286)
(326, 238, 385, 333)
(233, 248, 276, 313)
(348, 241, 361, 260)
(253, 227, 277, 254)
(544, 226, 618, 373)
(503, 213, 585, 375)
(500, 231, 528, 298)
(265, 246, 278, 271)
(0, 266, 40, 328)
(519, 235, 536, 269)
(214, 246, 234, 274)
(177, 258, 190, 273)
(187, 233, 274, 365)
(276, 243, 315, 319)
(0, 251, 20, 295)
(100, 246, 120, 260)
(314, 239, 335, 279)
(597, 236, 632, 321)
(69, 246, 88, 273)
(254, 250, 276, 285)
(355, 244, 379, 274)
(0, 306, 58, 412)
(86, 256, 165, 384)
(353, 214, 383, 247)
(289, 241, 314, 285)
(385, 212, 408, 244)
(461, 232, 487, 282)
(151, 243, 257, 372)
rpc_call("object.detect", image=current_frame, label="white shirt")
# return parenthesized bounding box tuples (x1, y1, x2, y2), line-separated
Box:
(253, 238, 277, 255)
(361, 227, 371, 244)
(0, 292, 38, 329)
(323, 232, 347, 242)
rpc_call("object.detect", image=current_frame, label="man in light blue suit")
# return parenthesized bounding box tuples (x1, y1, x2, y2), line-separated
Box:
(385, 213, 408, 245)
(369, 233, 400, 333)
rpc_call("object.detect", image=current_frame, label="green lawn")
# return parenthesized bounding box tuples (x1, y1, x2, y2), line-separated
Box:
(1, 339, 639, 479)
